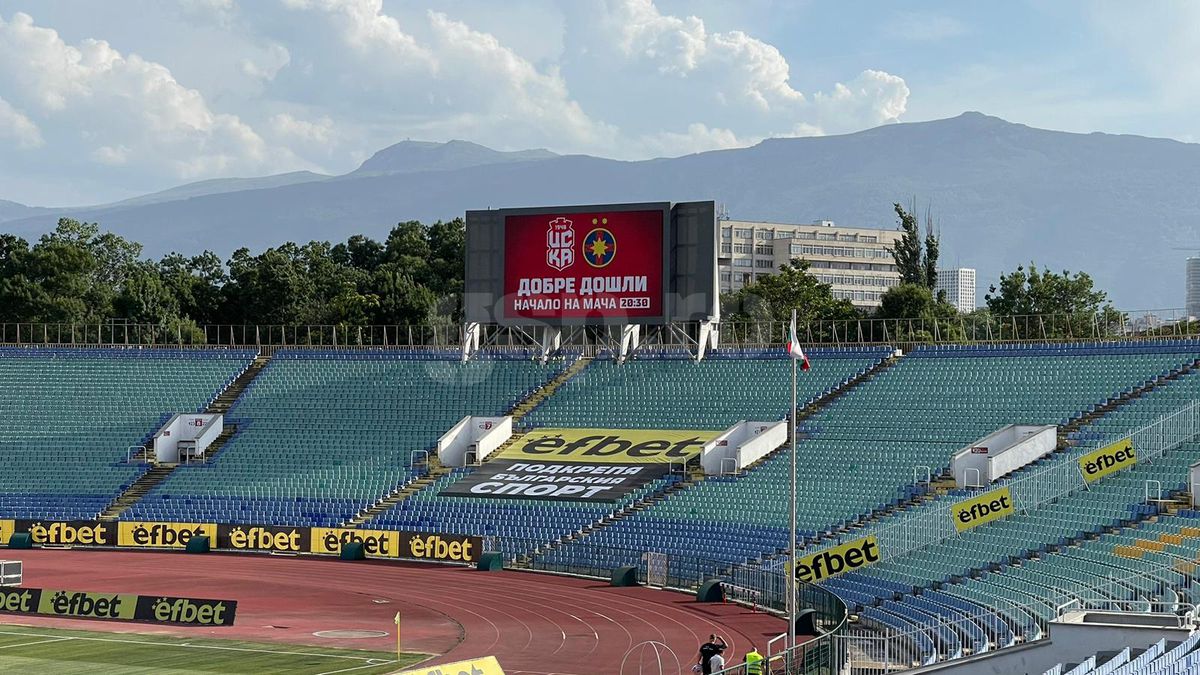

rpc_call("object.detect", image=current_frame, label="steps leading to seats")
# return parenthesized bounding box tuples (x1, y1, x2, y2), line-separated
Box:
(98, 466, 175, 521)
(345, 455, 454, 527)
(510, 356, 592, 422)
(207, 353, 271, 414)
(525, 353, 903, 560)
(97, 353, 271, 521)
(344, 357, 592, 527)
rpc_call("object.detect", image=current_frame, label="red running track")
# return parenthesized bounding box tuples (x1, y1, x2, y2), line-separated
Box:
(7, 549, 787, 674)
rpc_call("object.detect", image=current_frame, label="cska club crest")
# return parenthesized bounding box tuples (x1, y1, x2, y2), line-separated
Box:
(545, 217, 575, 271)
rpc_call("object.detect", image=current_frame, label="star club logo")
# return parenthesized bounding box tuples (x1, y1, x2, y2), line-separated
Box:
(583, 218, 616, 268)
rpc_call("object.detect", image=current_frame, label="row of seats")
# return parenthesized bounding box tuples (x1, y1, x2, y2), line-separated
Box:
(1041, 634, 1200, 675)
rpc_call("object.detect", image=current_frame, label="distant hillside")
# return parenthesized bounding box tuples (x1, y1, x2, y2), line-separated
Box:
(0, 199, 48, 223)
(4, 112, 1199, 308)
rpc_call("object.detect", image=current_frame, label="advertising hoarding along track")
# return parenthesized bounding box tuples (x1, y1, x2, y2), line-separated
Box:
(0, 520, 479, 564)
(0, 587, 236, 626)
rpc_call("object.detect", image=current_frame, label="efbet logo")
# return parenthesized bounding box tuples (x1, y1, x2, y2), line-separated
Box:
(29, 521, 110, 545)
(545, 217, 575, 271)
(44, 590, 127, 619)
(582, 219, 616, 268)
(124, 522, 210, 548)
(318, 529, 395, 557)
(0, 589, 36, 614)
(951, 487, 1015, 533)
(150, 597, 230, 625)
(794, 537, 881, 583)
(228, 526, 304, 552)
(408, 535, 475, 562)
(1079, 439, 1137, 483)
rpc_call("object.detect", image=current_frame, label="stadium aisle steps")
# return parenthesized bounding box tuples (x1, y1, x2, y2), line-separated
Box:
(346, 356, 594, 528)
(98, 353, 273, 521)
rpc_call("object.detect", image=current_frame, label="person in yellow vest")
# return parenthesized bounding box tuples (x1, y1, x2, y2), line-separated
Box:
(744, 646, 764, 675)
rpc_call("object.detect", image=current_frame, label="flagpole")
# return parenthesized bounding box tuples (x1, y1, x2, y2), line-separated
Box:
(788, 308, 798, 651)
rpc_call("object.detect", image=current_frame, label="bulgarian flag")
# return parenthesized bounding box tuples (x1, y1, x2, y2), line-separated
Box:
(787, 313, 810, 371)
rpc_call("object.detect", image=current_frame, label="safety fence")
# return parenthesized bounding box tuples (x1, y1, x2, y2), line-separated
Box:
(0, 308, 1195, 349)
(828, 563, 1200, 674)
(779, 399, 1200, 569)
(494, 536, 849, 674)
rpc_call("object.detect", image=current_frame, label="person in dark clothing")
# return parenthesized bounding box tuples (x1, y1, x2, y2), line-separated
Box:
(698, 634, 728, 674)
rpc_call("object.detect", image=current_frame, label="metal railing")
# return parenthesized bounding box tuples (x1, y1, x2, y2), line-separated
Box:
(492, 536, 849, 673)
(829, 561, 1200, 673)
(0, 308, 1196, 349)
(783, 400, 1200, 568)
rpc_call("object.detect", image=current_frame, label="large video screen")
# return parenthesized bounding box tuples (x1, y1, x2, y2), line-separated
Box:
(502, 208, 666, 322)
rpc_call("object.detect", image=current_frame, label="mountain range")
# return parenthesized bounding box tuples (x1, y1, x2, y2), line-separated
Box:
(2, 112, 1198, 310)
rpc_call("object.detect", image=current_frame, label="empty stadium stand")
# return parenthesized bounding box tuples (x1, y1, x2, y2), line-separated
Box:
(1040, 634, 1200, 675)
(121, 349, 571, 527)
(0, 347, 255, 520)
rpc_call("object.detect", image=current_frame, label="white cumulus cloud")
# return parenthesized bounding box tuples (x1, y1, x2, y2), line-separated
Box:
(0, 96, 43, 148)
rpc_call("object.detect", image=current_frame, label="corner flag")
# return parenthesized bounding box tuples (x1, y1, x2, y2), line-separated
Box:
(787, 314, 810, 371)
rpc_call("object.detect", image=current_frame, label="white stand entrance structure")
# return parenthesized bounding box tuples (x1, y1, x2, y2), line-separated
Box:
(701, 421, 787, 475)
(153, 413, 224, 463)
(951, 424, 1058, 488)
(437, 416, 514, 467)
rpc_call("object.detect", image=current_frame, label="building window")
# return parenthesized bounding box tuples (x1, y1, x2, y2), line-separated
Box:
(720, 271, 732, 283)
(837, 233, 856, 242)
(733, 258, 753, 268)
(720, 244, 732, 255)
(860, 235, 878, 243)
(756, 230, 773, 240)
(733, 243, 753, 254)
(817, 232, 837, 241)
(755, 259, 774, 269)
(721, 229, 732, 241)
(755, 245, 774, 255)
(735, 228, 753, 238)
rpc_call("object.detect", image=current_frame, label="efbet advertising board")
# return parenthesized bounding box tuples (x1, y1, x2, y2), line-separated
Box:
(310, 528, 480, 564)
(1079, 438, 1137, 483)
(793, 536, 881, 583)
(951, 487, 1015, 533)
(1, 520, 478, 564)
(498, 428, 718, 464)
(438, 460, 670, 503)
(0, 587, 236, 626)
(502, 207, 668, 322)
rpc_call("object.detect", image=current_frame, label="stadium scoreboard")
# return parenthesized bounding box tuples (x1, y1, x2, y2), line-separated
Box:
(465, 201, 717, 326)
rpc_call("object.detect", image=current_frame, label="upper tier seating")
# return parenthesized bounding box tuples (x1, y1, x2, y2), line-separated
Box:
(1040, 634, 1200, 675)
(0, 347, 254, 519)
(123, 349, 569, 527)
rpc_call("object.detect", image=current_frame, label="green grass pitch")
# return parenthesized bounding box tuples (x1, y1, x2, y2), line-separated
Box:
(0, 624, 427, 674)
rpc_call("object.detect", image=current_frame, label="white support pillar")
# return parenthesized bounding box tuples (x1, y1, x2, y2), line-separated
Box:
(618, 324, 641, 364)
(540, 326, 562, 363)
(697, 318, 720, 361)
(461, 322, 481, 362)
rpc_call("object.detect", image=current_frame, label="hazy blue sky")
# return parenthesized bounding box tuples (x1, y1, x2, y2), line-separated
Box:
(1, 0, 1196, 205)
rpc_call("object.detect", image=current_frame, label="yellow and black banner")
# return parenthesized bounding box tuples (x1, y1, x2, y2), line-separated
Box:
(0, 587, 236, 626)
(6, 520, 478, 564)
(217, 524, 309, 553)
(15, 520, 116, 547)
(118, 522, 217, 549)
(1078, 438, 1137, 483)
(951, 487, 1015, 533)
(498, 428, 719, 464)
(311, 528, 480, 563)
(794, 536, 880, 583)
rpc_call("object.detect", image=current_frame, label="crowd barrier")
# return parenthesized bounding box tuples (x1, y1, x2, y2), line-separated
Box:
(1, 519, 481, 564)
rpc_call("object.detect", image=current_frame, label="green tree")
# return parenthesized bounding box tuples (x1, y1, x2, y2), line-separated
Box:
(984, 263, 1122, 339)
(724, 259, 859, 325)
(890, 202, 941, 290)
(876, 282, 962, 342)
